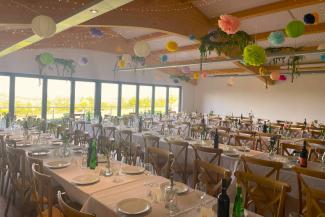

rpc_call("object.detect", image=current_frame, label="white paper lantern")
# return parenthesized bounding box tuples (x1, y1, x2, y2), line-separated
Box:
(134, 41, 151, 57)
(31, 15, 56, 38)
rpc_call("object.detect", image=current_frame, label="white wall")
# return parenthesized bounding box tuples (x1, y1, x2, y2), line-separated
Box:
(195, 74, 325, 123)
(0, 48, 195, 112)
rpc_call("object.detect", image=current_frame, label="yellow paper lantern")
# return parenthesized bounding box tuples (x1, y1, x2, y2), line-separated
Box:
(118, 60, 125, 68)
(193, 72, 199, 80)
(270, 71, 280, 81)
(31, 15, 56, 38)
(166, 41, 178, 52)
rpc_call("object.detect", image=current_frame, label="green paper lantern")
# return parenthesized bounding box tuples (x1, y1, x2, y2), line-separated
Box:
(285, 20, 305, 38)
(40, 53, 54, 65)
(243, 44, 266, 67)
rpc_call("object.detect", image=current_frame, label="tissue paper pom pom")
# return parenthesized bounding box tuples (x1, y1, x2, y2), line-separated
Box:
(270, 71, 280, 80)
(189, 34, 196, 41)
(321, 54, 325, 62)
(173, 79, 179, 83)
(285, 20, 305, 38)
(79, 57, 88, 66)
(166, 41, 178, 52)
(243, 44, 266, 67)
(201, 71, 207, 79)
(304, 13, 316, 24)
(193, 72, 200, 80)
(279, 75, 287, 81)
(160, 54, 168, 63)
(117, 60, 125, 68)
(268, 31, 285, 46)
(218, 15, 240, 35)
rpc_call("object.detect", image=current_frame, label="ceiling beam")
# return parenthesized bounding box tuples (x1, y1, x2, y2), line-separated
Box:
(128, 32, 169, 42)
(210, 0, 324, 23)
(0, 0, 134, 58)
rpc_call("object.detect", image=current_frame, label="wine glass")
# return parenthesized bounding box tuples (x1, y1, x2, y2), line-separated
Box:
(144, 163, 155, 176)
(195, 182, 207, 210)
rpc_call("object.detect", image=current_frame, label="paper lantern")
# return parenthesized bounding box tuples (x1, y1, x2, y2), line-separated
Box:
(201, 71, 207, 79)
(121, 54, 132, 65)
(270, 71, 280, 81)
(115, 46, 123, 53)
(321, 54, 325, 62)
(166, 41, 178, 52)
(173, 79, 179, 84)
(268, 31, 285, 46)
(218, 14, 240, 35)
(117, 59, 125, 68)
(285, 20, 305, 38)
(279, 75, 287, 81)
(134, 41, 151, 57)
(227, 77, 235, 86)
(79, 57, 88, 66)
(243, 44, 266, 67)
(90, 28, 104, 38)
(31, 15, 56, 38)
(160, 54, 168, 63)
(39, 53, 54, 65)
(304, 13, 316, 25)
(189, 34, 196, 41)
(313, 12, 320, 24)
(181, 66, 191, 74)
(193, 72, 200, 80)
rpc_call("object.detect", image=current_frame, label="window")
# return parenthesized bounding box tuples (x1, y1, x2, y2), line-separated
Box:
(0, 76, 9, 114)
(47, 79, 71, 119)
(154, 86, 167, 114)
(139, 85, 152, 114)
(121, 84, 136, 115)
(15, 77, 43, 118)
(168, 87, 180, 112)
(101, 83, 118, 116)
(75, 81, 95, 116)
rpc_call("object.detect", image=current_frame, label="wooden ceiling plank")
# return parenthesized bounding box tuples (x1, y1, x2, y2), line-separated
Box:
(129, 32, 169, 42)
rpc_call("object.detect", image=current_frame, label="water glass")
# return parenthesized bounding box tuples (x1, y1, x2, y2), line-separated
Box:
(195, 182, 207, 209)
(144, 163, 155, 176)
(321, 152, 325, 171)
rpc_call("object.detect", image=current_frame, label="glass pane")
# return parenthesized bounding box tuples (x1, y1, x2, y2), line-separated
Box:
(0, 76, 9, 114)
(75, 81, 95, 116)
(168, 87, 180, 112)
(47, 79, 71, 119)
(15, 77, 43, 118)
(101, 83, 118, 116)
(121, 84, 136, 115)
(154, 86, 166, 114)
(139, 85, 152, 114)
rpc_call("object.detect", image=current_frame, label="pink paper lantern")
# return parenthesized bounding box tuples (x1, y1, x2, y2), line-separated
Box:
(270, 71, 280, 81)
(218, 15, 240, 35)
(279, 75, 287, 81)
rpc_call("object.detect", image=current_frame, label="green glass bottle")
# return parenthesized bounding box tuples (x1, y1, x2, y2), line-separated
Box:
(89, 139, 98, 170)
(232, 184, 244, 217)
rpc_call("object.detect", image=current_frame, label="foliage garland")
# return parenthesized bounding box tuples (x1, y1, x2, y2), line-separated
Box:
(35, 54, 76, 77)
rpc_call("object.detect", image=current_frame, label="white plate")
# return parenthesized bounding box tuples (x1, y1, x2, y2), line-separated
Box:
(223, 151, 240, 157)
(30, 149, 50, 156)
(45, 160, 70, 169)
(16, 143, 31, 147)
(121, 166, 145, 175)
(160, 181, 189, 194)
(117, 198, 151, 215)
(71, 174, 100, 185)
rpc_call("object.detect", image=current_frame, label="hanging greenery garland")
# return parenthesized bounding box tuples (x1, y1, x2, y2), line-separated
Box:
(169, 74, 190, 82)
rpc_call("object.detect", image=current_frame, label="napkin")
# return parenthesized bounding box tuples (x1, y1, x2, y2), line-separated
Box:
(200, 207, 215, 217)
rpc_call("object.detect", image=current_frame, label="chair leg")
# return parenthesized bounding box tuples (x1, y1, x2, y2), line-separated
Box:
(5, 189, 12, 217)
(4, 171, 9, 196)
(0, 170, 4, 195)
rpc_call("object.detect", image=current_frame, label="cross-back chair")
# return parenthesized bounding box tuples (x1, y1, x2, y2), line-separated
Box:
(74, 120, 85, 132)
(168, 140, 189, 184)
(118, 130, 140, 165)
(255, 133, 280, 152)
(91, 123, 102, 140)
(293, 166, 325, 217)
(193, 160, 231, 197)
(146, 146, 173, 178)
(235, 171, 290, 217)
(280, 142, 303, 156)
(305, 138, 325, 162)
(192, 145, 223, 165)
(234, 135, 257, 150)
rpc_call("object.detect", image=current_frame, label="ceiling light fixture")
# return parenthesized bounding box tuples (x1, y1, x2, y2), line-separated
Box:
(90, 9, 98, 14)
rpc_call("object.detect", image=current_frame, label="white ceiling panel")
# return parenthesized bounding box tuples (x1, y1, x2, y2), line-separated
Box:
(110, 27, 158, 39)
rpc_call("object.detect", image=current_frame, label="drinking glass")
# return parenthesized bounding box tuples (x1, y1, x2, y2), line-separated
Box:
(321, 152, 325, 171)
(144, 163, 155, 176)
(288, 212, 303, 217)
(195, 182, 207, 210)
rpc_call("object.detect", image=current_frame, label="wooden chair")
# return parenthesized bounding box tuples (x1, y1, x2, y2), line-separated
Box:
(0, 135, 8, 195)
(293, 166, 325, 216)
(103, 126, 116, 141)
(168, 140, 189, 184)
(235, 171, 290, 217)
(118, 130, 140, 165)
(234, 135, 257, 150)
(31, 163, 62, 217)
(74, 130, 88, 146)
(146, 147, 173, 178)
(57, 191, 95, 217)
(193, 160, 231, 197)
(280, 142, 303, 156)
(192, 145, 222, 165)
(74, 120, 85, 132)
(255, 133, 280, 152)
(241, 155, 283, 180)
(5, 146, 32, 216)
(287, 127, 303, 138)
(91, 123, 102, 139)
(305, 139, 325, 161)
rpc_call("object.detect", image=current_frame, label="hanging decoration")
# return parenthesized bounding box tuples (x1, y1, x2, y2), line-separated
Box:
(78, 57, 88, 66)
(90, 28, 104, 38)
(121, 54, 132, 65)
(39, 52, 54, 65)
(160, 54, 168, 63)
(227, 77, 235, 86)
(36, 53, 76, 77)
(285, 20, 305, 38)
(166, 41, 178, 52)
(268, 31, 285, 46)
(243, 44, 266, 67)
(218, 14, 240, 35)
(169, 74, 190, 82)
(318, 43, 325, 50)
(117, 59, 126, 69)
(201, 71, 207, 79)
(279, 75, 287, 81)
(304, 13, 317, 25)
(173, 79, 179, 83)
(320, 54, 325, 62)
(193, 72, 200, 80)
(270, 71, 280, 81)
(31, 15, 56, 38)
(189, 34, 196, 41)
(181, 66, 191, 74)
(115, 46, 123, 53)
(134, 41, 151, 57)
